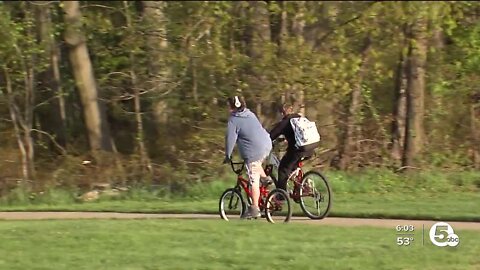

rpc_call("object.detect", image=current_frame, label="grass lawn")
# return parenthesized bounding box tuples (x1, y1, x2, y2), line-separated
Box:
(2, 169, 480, 221)
(1, 192, 479, 222)
(0, 219, 478, 270)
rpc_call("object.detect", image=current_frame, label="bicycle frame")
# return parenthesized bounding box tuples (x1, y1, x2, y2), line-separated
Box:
(230, 161, 270, 210)
(264, 144, 307, 201)
(222, 143, 330, 221)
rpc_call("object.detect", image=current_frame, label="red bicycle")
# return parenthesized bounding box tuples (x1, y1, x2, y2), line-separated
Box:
(264, 141, 333, 219)
(219, 160, 292, 223)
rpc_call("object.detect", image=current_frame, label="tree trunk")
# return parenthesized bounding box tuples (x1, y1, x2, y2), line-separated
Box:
(276, 2, 288, 107)
(191, 57, 198, 103)
(472, 102, 480, 169)
(2, 69, 36, 185)
(249, 1, 271, 59)
(21, 5, 37, 183)
(337, 35, 372, 170)
(24, 63, 36, 182)
(391, 24, 408, 165)
(0, 4, 38, 185)
(279, 1, 288, 48)
(292, 1, 306, 45)
(142, 1, 170, 125)
(62, 1, 113, 152)
(292, 1, 306, 116)
(34, 3, 67, 152)
(402, 17, 428, 169)
(53, 40, 67, 128)
(142, 1, 168, 78)
(248, 1, 271, 124)
(124, 1, 152, 174)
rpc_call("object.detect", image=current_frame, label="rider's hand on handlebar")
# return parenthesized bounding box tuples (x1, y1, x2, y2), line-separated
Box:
(222, 156, 231, 164)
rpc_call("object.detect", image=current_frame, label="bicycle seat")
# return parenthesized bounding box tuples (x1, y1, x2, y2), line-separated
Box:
(300, 155, 312, 161)
(297, 155, 312, 167)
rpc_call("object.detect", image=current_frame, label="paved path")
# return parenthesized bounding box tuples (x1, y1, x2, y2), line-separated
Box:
(1, 212, 479, 231)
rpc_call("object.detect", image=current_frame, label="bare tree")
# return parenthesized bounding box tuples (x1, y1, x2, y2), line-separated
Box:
(124, 1, 152, 173)
(337, 34, 372, 170)
(290, 1, 306, 116)
(62, 1, 113, 152)
(136, 1, 174, 137)
(402, 15, 428, 169)
(34, 2, 67, 152)
(2, 66, 36, 185)
(391, 24, 409, 165)
(471, 92, 480, 169)
(247, 1, 271, 124)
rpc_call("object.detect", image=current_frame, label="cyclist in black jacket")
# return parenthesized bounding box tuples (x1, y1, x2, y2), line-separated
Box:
(269, 104, 318, 193)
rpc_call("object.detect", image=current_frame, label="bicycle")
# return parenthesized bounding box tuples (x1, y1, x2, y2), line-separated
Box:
(264, 141, 333, 219)
(218, 160, 292, 223)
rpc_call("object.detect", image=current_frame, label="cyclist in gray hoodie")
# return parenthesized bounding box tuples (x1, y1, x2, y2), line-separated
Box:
(224, 96, 272, 218)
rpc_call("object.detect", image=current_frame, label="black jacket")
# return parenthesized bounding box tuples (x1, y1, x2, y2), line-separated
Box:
(269, 113, 301, 151)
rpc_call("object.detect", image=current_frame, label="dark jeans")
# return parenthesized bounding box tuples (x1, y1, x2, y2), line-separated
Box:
(276, 148, 314, 191)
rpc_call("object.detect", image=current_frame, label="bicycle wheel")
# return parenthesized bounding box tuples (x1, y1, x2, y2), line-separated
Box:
(219, 188, 246, 221)
(299, 171, 332, 219)
(264, 188, 292, 223)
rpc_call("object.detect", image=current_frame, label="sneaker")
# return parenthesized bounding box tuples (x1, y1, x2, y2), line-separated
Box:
(241, 206, 261, 219)
(250, 206, 261, 218)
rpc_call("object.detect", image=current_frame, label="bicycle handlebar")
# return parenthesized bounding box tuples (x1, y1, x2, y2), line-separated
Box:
(230, 160, 245, 175)
(227, 137, 285, 175)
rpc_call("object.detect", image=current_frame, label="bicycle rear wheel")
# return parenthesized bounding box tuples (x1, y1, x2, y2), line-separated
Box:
(299, 171, 332, 219)
(219, 188, 245, 221)
(264, 188, 292, 223)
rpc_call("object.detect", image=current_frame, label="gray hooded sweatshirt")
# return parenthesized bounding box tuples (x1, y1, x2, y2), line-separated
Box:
(225, 109, 272, 163)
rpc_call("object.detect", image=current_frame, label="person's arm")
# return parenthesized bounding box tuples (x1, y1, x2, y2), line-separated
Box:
(225, 119, 239, 160)
(269, 118, 289, 141)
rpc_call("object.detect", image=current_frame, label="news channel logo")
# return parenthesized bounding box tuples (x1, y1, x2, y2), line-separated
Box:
(395, 222, 460, 247)
(429, 222, 460, 247)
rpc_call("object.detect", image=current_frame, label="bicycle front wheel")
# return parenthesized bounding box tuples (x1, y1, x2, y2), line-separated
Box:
(299, 171, 332, 219)
(219, 188, 245, 221)
(264, 188, 292, 223)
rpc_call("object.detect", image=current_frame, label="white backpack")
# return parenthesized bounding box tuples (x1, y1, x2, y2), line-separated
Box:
(290, 116, 321, 148)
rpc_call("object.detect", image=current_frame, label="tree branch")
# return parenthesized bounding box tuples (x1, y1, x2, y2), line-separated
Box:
(34, 94, 64, 110)
(190, 125, 222, 131)
(8, 97, 28, 131)
(177, 158, 209, 165)
(395, 166, 421, 173)
(314, 1, 380, 48)
(30, 128, 67, 155)
(28, 1, 58, 6)
(80, 4, 118, 11)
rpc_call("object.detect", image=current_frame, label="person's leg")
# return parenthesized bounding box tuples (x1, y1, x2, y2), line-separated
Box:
(277, 149, 303, 191)
(259, 165, 267, 178)
(259, 155, 274, 185)
(245, 159, 263, 217)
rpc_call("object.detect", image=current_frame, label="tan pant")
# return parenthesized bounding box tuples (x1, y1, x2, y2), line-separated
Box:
(246, 159, 265, 190)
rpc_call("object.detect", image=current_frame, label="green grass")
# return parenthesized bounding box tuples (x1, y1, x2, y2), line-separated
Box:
(0, 219, 478, 270)
(1, 169, 479, 221)
(1, 192, 479, 222)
